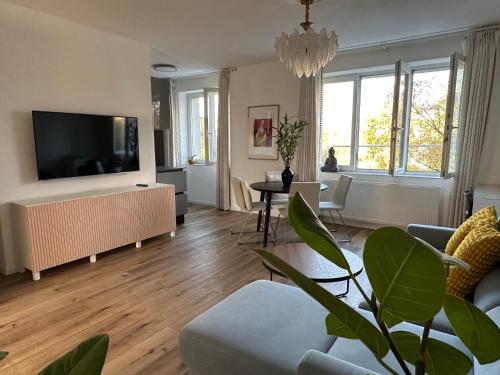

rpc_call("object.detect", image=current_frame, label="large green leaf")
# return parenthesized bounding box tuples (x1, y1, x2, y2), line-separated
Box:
(288, 193, 349, 269)
(391, 331, 472, 375)
(255, 249, 389, 359)
(38, 334, 109, 375)
(364, 227, 446, 322)
(443, 293, 500, 364)
(0, 351, 8, 361)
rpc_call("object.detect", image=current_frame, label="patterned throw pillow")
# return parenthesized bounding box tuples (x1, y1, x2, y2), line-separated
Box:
(445, 205, 497, 256)
(447, 222, 500, 298)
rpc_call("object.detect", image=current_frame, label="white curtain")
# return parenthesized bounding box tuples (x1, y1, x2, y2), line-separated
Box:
(169, 80, 181, 167)
(295, 72, 322, 181)
(447, 28, 499, 227)
(216, 69, 231, 210)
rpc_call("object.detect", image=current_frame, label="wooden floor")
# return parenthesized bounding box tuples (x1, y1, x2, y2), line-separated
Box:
(0, 204, 371, 374)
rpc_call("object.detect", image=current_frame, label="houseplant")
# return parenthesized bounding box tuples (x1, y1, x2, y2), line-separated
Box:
(255, 193, 500, 375)
(0, 334, 109, 374)
(275, 115, 307, 187)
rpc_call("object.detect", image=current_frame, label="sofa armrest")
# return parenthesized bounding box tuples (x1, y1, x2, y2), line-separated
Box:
(406, 224, 456, 251)
(298, 350, 381, 375)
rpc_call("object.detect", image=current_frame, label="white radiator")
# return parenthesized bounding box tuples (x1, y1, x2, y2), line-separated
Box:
(320, 180, 440, 227)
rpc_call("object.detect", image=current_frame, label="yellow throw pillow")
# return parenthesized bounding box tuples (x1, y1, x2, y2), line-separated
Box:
(447, 223, 500, 298)
(445, 205, 497, 256)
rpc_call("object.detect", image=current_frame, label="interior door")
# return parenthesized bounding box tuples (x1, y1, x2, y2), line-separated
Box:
(389, 60, 411, 176)
(203, 88, 219, 165)
(441, 53, 466, 178)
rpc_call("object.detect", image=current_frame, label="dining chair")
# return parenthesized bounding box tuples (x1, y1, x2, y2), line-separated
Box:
(231, 176, 274, 245)
(319, 174, 353, 243)
(275, 182, 321, 242)
(265, 171, 288, 206)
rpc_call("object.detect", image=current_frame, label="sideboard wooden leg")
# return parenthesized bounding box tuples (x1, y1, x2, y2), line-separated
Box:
(170, 231, 175, 238)
(32, 271, 40, 281)
(89, 255, 96, 263)
(135, 241, 142, 248)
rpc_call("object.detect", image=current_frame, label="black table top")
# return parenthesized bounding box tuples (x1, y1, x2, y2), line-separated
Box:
(250, 181, 328, 193)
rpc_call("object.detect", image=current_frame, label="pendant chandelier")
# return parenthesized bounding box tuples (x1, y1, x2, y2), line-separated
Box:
(275, 0, 338, 78)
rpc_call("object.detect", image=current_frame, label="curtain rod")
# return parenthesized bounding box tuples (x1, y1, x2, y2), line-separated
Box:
(472, 23, 500, 32)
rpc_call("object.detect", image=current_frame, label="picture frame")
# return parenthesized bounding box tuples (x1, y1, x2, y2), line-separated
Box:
(248, 104, 280, 160)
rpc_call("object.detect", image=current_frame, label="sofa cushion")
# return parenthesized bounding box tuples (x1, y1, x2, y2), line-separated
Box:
(328, 309, 473, 375)
(179, 280, 335, 375)
(473, 266, 500, 312)
(447, 222, 500, 298)
(298, 349, 382, 375)
(445, 205, 497, 256)
(473, 306, 500, 375)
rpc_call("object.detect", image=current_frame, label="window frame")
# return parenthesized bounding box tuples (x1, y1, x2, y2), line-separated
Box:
(321, 60, 451, 177)
(185, 89, 218, 166)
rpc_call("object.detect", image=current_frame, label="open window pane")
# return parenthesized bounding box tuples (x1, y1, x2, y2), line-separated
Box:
(407, 69, 450, 173)
(321, 80, 354, 166)
(390, 60, 410, 175)
(189, 94, 205, 162)
(358, 75, 394, 170)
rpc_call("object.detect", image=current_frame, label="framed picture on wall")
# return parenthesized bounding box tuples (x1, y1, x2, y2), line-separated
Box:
(248, 104, 279, 160)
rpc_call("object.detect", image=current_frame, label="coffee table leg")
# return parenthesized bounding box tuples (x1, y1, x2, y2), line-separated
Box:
(262, 191, 272, 247)
(256, 191, 265, 231)
(335, 279, 350, 298)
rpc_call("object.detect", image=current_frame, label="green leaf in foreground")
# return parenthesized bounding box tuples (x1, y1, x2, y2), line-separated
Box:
(38, 334, 109, 375)
(364, 227, 446, 322)
(288, 193, 349, 269)
(390, 331, 472, 375)
(255, 249, 389, 359)
(0, 351, 8, 361)
(444, 293, 500, 364)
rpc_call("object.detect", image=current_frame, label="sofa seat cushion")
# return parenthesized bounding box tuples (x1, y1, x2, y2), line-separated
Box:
(179, 280, 335, 375)
(328, 309, 473, 375)
(473, 266, 500, 312)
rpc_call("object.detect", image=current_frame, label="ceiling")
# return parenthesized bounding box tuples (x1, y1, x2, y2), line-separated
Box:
(4, 0, 500, 77)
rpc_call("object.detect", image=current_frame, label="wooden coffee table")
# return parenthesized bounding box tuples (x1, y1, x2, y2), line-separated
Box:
(262, 243, 363, 297)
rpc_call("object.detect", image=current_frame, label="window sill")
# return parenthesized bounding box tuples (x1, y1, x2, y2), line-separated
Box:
(319, 170, 446, 188)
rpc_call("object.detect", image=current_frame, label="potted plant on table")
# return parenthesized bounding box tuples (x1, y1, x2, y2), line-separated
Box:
(275, 115, 307, 187)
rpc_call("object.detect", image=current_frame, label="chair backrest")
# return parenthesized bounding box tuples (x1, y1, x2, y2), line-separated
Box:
(231, 176, 247, 211)
(239, 179, 254, 211)
(332, 175, 353, 209)
(265, 171, 282, 182)
(289, 182, 321, 215)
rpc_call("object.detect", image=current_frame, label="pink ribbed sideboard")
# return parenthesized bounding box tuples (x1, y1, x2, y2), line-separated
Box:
(11, 184, 176, 280)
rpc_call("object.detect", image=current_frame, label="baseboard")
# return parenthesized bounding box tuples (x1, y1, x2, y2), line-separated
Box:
(188, 199, 216, 207)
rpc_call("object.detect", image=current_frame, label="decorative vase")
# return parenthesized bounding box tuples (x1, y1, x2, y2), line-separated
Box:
(281, 166, 294, 187)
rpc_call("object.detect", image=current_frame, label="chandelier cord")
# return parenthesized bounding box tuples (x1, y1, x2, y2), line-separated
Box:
(300, 0, 314, 31)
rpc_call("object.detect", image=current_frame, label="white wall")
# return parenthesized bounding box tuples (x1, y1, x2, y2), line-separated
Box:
(0, 2, 155, 274)
(175, 73, 219, 205)
(229, 61, 300, 208)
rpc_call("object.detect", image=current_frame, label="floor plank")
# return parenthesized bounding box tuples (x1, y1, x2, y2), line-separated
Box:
(0, 204, 371, 374)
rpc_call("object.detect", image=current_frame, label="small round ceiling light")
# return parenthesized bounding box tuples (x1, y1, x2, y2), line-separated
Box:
(152, 63, 177, 73)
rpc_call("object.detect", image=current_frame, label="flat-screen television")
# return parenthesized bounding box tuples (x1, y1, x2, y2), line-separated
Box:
(33, 111, 140, 180)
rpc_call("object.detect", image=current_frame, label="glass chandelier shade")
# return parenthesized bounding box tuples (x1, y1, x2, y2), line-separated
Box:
(275, 0, 338, 78)
(275, 27, 338, 78)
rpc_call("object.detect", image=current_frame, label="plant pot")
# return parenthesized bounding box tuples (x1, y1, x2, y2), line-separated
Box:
(281, 167, 294, 187)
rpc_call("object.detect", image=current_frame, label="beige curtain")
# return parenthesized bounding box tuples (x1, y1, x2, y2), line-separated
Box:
(169, 80, 181, 167)
(295, 73, 322, 181)
(447, 28, 499, 227)
(216, 69, 231, 210)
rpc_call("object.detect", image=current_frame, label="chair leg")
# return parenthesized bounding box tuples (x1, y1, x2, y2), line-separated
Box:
(328, 209, 338, 232)
(237, 212, 252, 245)
(230, 210, 244, 234)
(336, 210, 351, 243)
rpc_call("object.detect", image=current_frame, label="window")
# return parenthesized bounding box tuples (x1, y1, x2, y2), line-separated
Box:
(321, 56, 464, 177)
(183, 88, 219, 165)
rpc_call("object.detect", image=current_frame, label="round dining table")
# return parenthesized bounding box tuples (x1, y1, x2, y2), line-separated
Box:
(250, 181, 328, 247)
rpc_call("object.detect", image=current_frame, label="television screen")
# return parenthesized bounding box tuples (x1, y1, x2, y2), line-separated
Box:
(33, 111, 140, 180)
